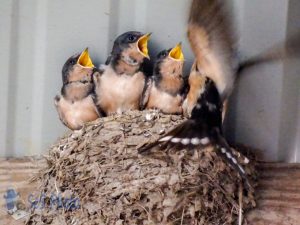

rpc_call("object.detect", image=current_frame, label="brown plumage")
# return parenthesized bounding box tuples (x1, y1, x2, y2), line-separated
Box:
(146, 44, 185, 114)
(54, 48, 100, 130)
(182, 62, 206, 117)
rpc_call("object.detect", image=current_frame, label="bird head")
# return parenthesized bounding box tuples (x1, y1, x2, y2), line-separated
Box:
(169, 42, 185, 61)
(153, 43, 185, 95)
(110, 31, 151, 67)
(62, 48, 95, 84)
(154, 43, 184, 76)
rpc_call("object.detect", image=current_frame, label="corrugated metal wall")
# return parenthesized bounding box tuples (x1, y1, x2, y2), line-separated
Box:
(0, 0, 299, 161)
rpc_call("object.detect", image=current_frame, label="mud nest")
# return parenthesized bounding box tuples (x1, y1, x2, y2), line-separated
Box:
(27, 110, 256, 225)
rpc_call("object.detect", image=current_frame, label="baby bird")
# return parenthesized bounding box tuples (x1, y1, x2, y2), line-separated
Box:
(54, 48, 100, 130)
(93, 31, 151, 115)
(145, 43, 185, 114)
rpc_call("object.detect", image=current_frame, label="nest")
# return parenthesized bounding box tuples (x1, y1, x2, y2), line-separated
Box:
(27, 110, 256, 225)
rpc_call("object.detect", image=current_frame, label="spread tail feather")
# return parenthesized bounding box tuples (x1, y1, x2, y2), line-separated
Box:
(138, 120, 209, 154)
(214, 130, 252, 190)
(138, 120, 252, 190)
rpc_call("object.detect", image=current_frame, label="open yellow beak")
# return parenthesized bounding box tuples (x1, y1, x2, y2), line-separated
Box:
(77, 48, 94, 68)
(169, 43, 184, 61)
(137, 33, 151, 59)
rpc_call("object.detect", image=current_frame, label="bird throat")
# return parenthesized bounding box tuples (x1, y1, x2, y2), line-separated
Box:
(113, 56, 140, 75)
(62, 82, 94, 102)
(156, 75, 183, 97)
(122, 55, 139, 66)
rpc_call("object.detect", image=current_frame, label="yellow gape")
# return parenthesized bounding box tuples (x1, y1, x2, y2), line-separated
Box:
(137, 33, 151, 59)
(77, 48, 95, 68)
(169, 42, 184, 61)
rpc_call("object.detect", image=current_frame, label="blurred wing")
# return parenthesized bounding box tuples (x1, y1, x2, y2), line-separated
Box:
(237, 31, 300, 75)
(188, 0, 236, 99)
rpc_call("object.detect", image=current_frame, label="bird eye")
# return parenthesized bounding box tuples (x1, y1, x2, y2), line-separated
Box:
(127, 34, 136, 42)
(69, 59, 76, 65)
(159, 51, 167, 58)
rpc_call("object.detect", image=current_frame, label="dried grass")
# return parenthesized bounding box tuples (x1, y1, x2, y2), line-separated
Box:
(26, 110, 256, 225)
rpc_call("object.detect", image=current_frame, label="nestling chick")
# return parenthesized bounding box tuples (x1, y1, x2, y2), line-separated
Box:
(93, 31, 151, 115)
(54, 48, 100, 130)
(145, 43, 185, 114)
